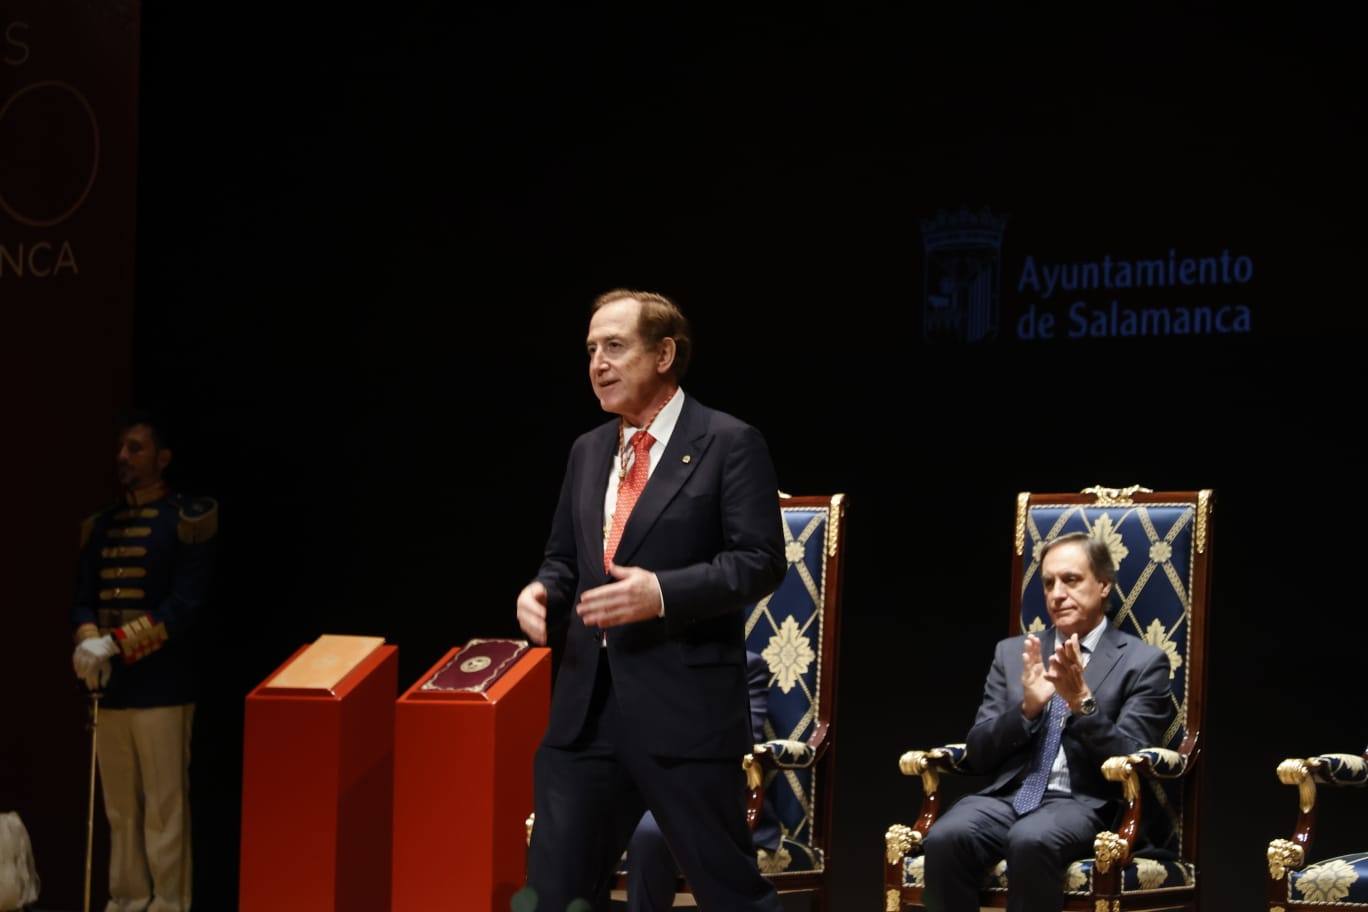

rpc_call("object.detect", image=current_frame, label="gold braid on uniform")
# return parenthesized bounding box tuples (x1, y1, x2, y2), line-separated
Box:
(112, 614, 169, 663)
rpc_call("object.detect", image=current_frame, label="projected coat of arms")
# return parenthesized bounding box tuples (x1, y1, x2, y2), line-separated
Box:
(921, 208, 1008, 343)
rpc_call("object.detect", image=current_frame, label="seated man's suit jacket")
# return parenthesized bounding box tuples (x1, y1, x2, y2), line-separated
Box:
(964, 622, 1174, 813)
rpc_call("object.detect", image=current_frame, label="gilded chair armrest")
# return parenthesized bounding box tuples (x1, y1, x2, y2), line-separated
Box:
(741, 729, 826, 786)
(1267, 749, 1367, 879)
(1125, 747, 1188, 779)
(1303, 751, 1368, 787)
(897, 743, 969, 788)
(1093, 744, 1191, 888)
(755, 738, 817, 769)
(1092, 756, 1144, 895)
(885, 743, 968, 858)
(742, 718, 830, 783)
(1269, 755, 1320, 877)
(740, 727, 832, 833)
(883, 746, 969, 897)
(1273, 752, 1364, 818)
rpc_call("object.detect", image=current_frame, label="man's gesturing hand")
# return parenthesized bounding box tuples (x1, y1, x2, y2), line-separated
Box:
(576, 563, 663, 630)
(516, 581, 550, 645)
(1021, 634, 1056, 719)
(1046, 633, 1092, 712)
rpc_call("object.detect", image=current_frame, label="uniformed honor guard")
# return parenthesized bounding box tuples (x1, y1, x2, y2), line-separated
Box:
(70, 413, 215, 912)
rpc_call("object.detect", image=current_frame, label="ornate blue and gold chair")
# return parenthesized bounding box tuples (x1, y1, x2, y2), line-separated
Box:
(608, 493, 847, 909)
(884, 487, 1213, 912)
(1266, 747, 1368, 909)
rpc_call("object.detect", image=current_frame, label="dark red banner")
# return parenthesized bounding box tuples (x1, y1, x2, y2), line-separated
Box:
(1, 3, 140, 908)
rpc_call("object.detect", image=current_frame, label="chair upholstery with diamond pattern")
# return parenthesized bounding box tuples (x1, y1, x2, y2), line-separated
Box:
(884, 488, 1212, 912)
(609, 493, 847, 909)
(741, 493, 845, 907)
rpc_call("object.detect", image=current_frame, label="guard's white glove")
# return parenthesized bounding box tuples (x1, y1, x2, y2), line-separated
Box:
(72, 636, 119, 690)
(72, 653, 103, 690)
(78, 634, 119, 662)
(86, 660, 112, 690)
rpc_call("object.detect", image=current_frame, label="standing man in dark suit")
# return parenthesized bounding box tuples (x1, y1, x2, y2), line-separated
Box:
(516, 289, 785, 912)
(922, 532, 1174, 912)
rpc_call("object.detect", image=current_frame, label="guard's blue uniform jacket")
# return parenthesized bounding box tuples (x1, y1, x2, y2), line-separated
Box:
(71, 482, 217, 708)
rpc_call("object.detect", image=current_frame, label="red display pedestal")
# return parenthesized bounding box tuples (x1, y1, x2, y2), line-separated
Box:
(239, 644, 399, 912)
(390, 646, 551, 912)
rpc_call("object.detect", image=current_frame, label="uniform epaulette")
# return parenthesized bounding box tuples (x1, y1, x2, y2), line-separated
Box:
(177, 497, 218, 544)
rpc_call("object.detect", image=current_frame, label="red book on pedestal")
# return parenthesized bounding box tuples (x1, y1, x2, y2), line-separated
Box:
(240, 638, 398, 912)
(391, 639, 551, 912)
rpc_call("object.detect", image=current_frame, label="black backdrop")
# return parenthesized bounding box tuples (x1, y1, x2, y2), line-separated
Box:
(89, 7, 1368, 910)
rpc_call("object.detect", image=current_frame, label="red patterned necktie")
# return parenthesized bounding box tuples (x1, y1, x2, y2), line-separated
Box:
(604, 431, 655, 571)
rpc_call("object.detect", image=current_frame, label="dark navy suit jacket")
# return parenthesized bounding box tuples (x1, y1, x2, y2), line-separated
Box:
(536, 396, 786, 760)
